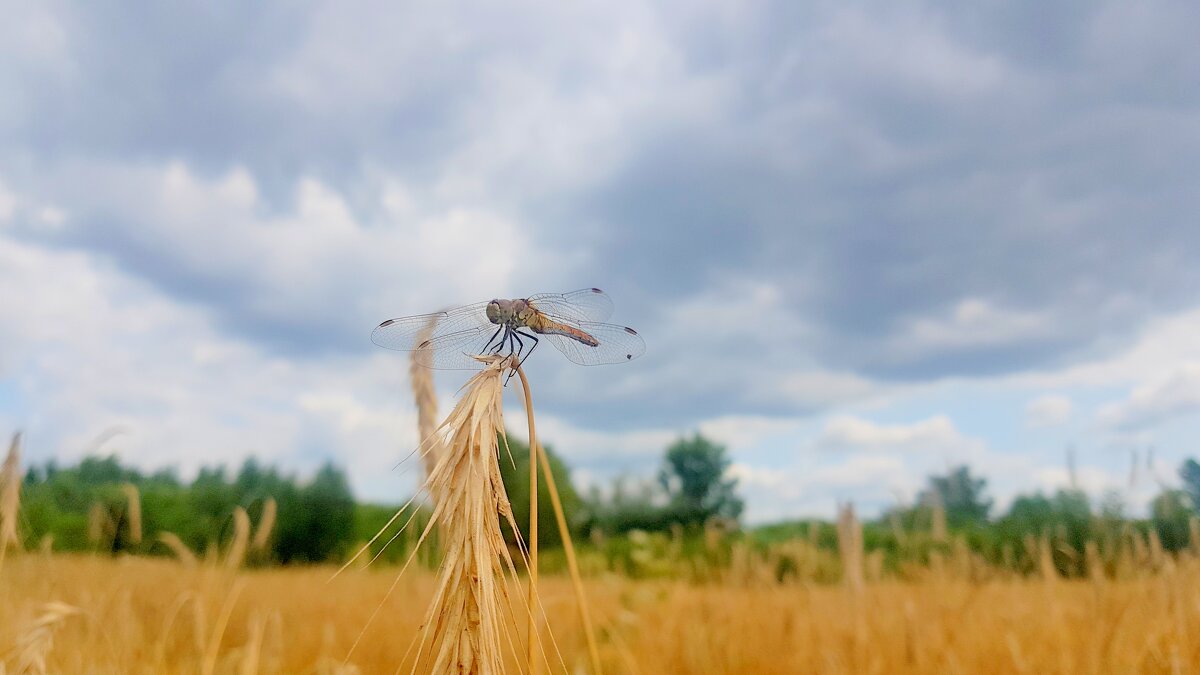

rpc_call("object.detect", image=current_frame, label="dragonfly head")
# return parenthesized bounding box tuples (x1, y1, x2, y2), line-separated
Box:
(485, 300, 504, 324)
(487, 298, 533, 326)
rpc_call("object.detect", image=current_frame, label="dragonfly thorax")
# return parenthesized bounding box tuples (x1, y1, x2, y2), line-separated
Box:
(485, 298, 536, 327)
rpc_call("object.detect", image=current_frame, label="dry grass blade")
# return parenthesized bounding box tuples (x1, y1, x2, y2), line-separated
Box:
(410, 316, 445, 484)
(514, 364, 602, 675)
(87, 502, 114, 548)
(1, 432, 22, 570)
(154, 590, 206, 668)
(121, 483, 143, 546)
(202, 580, 246, 675)
(929, 492, 947, 543)
(414, 356, 522, 675)
(158, 532, 199, 567)
(252, 498, 277, 553)
(14, 601, 81, 675)
(1190, 516, 1200, 557)
(240, 611, 266, 675)
(837, 502, 864, 595)
(225, 507, 251, 571)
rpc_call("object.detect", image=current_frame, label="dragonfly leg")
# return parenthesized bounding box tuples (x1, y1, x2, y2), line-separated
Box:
(501, 328, 522, 384)
(505, 327, 517, 355)
(512, 330, 525, 361)
(482, 324, 504, 353)
(515, 330, 539, 370)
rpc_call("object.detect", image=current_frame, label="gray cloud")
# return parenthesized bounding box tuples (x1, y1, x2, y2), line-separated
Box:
(3, 0, 1200, 436)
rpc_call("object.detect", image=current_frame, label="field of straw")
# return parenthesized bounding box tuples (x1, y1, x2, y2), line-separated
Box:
(5, 344, 1200, 674)
(4, 553, 1200, 674)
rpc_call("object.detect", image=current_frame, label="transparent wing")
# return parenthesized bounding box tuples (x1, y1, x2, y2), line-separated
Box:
(371, 302, 491, 351)
(410, 327, 500, 370)
(527, 288, 614, 323)
(541, 321, 646, 366)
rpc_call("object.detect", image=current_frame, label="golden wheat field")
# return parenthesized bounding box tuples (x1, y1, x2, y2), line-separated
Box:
(3, 553, 1200, 674)
(5, 357, 1200, 674)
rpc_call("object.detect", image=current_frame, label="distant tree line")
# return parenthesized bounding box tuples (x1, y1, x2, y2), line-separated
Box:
(19, 431, 1198, 576)
(579, 433, 745, 535)
(756, 458, 1200, 577)
(19, 456, 356, 563)
(12, 432, 746, 565)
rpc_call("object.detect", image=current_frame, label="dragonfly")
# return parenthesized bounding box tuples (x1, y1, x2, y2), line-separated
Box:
(371, 288, 645, 370)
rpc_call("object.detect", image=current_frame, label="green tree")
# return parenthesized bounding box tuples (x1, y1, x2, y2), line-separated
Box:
(1180, 459, 1200, 512)
(997, 488, 1094, 574)
(918, 465, 992, 527)
(275, 462, 355, 563)
(497, 433, 581, 548)
(658, 433, 743, 526)
(1152, 489, 1191, 552)
(584, 476, 671, 534)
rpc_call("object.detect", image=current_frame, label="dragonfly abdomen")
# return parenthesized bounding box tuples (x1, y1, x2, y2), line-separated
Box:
(531, 315, 599, 347)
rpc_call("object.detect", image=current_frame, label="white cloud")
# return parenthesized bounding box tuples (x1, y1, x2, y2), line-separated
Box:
(891, 298, 1057, 357)
(1012, 308, 1200, 390)
(1025, 394, 1072, 428)
(0, 233, 425, 501)
(716, 415, 997, 522)
(28, 160, 542, 343)
(511, 415, 676, 465)
(1096, 363, 1200, 432)
(814, 414, 987, 457)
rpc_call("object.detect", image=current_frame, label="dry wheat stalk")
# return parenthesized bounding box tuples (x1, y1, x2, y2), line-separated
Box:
(154, 590, 206, 668)
(929, 491, 947, 543)
(87, 502, 113, 548)
(121, 483, 142, 545)
(225, 507, 251, 570)
(889, 509, 907, 549)
(240, 611, 266, 675)
(1, 433, 23, 568)
(158, 532, 199, 567)
(410, 316, 445, 483)
(837, 502, 864, 594)
(1038, 535, 1057, 582)
(201, 580, 246, 675)
(1085, 541, 1105, 583)
(14, 601, 81, 675)
(252, 498, 277, 552)
(512, 364, 601, 675)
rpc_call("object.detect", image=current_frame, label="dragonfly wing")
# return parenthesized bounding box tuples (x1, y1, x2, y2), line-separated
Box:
(527, 288, 614, 323)
(541, 321, 645, 366)
(411, 327, 500, 370)
(371, 302, 491, 351)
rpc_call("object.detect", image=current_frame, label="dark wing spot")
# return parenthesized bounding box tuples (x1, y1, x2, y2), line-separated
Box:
(380, 319, 395, 327)
(623, 326, 638, 335)
(626, 354, 632, 359)
(591, 287, 603, 293)
(417, 339, 432, 349)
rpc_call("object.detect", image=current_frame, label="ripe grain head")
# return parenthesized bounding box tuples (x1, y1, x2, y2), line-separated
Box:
(121, 483, 143, 546)
(409, 316, 445, 484)
(225, 507, 251, 571)
(252, 498, 277, 553)
(1, 432, 22, 558)
(415, 356, 522, 674)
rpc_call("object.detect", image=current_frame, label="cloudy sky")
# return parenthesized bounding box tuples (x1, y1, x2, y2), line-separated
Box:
(2, 1, 1198, 522)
